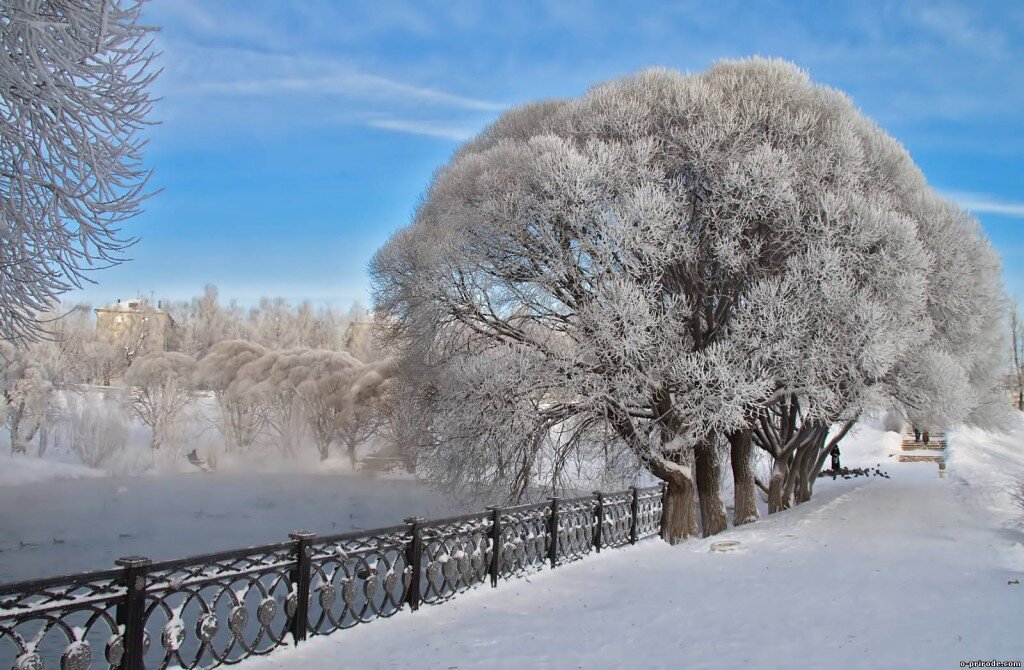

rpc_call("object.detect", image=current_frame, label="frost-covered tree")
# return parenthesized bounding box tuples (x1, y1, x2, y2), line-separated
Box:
(883, 192, 1009, 433)
(376, 370, 437, 476)
(230, 348, 394, 462)
(1012, 300, 1024, 412)
(62, 391, 129, 467)
(336, 399, 379, 468)
(123, 351, 195, 454)
(193, 285, 231, 352)
(194, 340, 268, 453)
(293, 350, 394, 462)
(1, 0, 158, 341)
(372, 59, 952, 541)
(29, 303, 96, 384)
(229, 348, 307, 456)
(342, 303, 380, 363)
(0, 342, 54, 454)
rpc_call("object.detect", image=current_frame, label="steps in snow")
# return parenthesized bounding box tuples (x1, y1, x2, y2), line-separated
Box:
(900, 443, 945, 451)
(899, 433, 947, 477)
(898, 454, 944, 463)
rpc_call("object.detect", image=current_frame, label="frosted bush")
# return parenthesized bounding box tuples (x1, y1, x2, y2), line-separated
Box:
(63, 394, 130, 468)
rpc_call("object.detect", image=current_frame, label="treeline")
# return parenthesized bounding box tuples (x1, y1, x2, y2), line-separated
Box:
(1, 287, 401, 470)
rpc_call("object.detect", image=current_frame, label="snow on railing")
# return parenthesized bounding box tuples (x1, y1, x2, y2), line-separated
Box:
(0, 484, 665, 669)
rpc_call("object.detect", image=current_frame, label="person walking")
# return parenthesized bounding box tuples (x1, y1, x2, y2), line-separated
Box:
(913, 425, 921, 443)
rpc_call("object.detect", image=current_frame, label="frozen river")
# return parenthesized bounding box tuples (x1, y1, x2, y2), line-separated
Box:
(0, 471, 462, 583)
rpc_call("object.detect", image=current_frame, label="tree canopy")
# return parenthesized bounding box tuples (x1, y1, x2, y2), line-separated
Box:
(371, 58, 1007, 542)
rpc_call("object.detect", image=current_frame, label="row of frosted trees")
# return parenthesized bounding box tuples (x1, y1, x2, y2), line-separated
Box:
(1, 338, 397, 471)
(370, 59, 1009, 542)
(0, 291, 383, 466)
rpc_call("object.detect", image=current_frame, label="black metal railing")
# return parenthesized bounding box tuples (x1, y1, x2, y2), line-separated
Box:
(0, 483, 666, 669)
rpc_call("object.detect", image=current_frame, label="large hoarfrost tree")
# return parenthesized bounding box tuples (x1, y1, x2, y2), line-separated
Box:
(372, 59, 1003, 543)
(1, 0, 158, 341)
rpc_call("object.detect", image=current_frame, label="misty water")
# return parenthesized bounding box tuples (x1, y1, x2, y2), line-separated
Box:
(0, 471, 461, 583)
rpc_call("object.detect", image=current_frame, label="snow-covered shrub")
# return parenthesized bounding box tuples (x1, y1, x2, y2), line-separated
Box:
(63, 394, 129, 468)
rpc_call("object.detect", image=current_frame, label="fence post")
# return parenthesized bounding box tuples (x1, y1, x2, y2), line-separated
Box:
(593, 492, 604, 553)
(548, 497, 561, 568)
(486, 506, 501, 587)
(629, 486, 640, 545)
(404, 517, 424, 611)
(288, 531, 315, 644)
(659, 482, 668, 540)
(115, 556, 151, 670)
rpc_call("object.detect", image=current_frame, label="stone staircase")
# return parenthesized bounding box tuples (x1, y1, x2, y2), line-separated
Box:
(898, 430, 947, 477)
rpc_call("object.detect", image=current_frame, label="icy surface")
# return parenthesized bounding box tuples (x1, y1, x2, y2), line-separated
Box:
(235, 422, 1024, 668)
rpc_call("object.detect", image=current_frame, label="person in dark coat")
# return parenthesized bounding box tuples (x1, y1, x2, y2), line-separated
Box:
(830, 445, 841, 479)
(913, 425, 921, 443)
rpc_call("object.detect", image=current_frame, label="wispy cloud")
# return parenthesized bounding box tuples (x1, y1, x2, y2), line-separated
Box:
(196, 70, 503, 112)
(366, 118, 476, 141)
(915, 3, 1008, 58)
(942, 191, 1024, 218)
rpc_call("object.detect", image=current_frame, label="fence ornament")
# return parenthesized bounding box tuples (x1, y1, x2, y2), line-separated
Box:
(0, 485, 664, 669)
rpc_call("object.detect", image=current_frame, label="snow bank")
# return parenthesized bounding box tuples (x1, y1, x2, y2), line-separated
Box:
(947, 411, 1024, 522)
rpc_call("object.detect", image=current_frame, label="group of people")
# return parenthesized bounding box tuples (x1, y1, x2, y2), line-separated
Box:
(912, 426, 931, 444)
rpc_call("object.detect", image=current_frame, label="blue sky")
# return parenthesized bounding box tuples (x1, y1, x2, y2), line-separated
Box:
(68, 0, 1024, 308)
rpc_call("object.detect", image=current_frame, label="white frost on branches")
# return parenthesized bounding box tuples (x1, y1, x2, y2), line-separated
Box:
(371, 58, 1009, 540)
(123, 351, 194, 456)
(0, 0, 158, 341)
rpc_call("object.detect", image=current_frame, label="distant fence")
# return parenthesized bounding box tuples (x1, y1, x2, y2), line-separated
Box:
(0, 485, 666, 669)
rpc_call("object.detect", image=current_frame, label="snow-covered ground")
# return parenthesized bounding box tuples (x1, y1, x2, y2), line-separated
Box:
(237, 420, 1024, 669)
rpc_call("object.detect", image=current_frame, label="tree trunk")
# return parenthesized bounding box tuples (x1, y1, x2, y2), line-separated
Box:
(728, 430, 759, 526)
(694, 438, 728, 537)
(661, 474, 698, 544)
(768, 458, 790, 513)
(794, 466, 814, 505)
(347, 440, 357, 469)
(38, 424, 49, 458)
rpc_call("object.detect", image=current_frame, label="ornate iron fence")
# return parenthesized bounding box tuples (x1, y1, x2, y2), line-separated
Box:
(0, 484, 665, 669)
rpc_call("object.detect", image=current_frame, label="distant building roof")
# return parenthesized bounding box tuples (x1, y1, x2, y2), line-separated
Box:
(96, 298, 168, 314)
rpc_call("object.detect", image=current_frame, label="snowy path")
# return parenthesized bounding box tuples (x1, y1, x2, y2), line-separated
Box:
(239, 447, 1024, 669)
